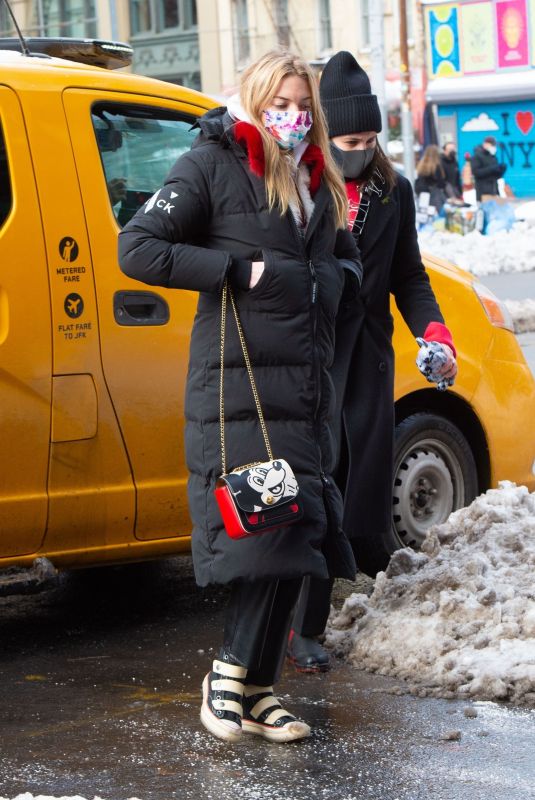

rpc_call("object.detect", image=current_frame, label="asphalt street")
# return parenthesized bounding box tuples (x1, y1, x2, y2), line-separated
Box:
(1, 560, 534, 800)
(480, 270, 535, 376)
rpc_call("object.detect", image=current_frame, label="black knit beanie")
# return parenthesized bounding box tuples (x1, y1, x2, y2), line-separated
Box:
(320, 51, 382, 136)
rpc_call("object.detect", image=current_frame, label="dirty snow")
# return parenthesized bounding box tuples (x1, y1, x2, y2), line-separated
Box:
(419, 222, 535, 275)
(504, 298, 535, 333)
(326, 483, 535, 705)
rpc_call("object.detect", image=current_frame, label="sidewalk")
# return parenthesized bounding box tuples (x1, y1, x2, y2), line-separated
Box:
(480, 271, 535, 302)
(478, 271, 535, 376)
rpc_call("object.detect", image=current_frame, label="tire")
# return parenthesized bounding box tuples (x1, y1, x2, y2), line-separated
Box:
(391, 412, 479, 550)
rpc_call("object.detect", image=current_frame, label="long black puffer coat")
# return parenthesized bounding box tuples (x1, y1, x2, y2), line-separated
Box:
(118, 108, 362, 587)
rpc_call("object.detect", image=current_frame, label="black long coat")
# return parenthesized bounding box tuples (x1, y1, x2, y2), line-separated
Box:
(333, 173, 444, 577)
(440, 153, 462, 197)
(118, 109, 362, 587)
(414, 167, 447, 211)
(471, 145, 505, 200)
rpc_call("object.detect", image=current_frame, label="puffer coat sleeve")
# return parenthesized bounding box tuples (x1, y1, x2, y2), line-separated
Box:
(118, 152, 231, 294)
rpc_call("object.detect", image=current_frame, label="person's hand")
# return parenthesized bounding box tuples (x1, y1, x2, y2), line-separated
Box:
(416, 339, 457, 391)
(108, 177, 127, 204)
(249, 261, 265, 289)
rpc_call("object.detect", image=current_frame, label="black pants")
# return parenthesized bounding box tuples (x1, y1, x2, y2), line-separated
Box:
(223, 578, 302, 686)
(291, 576, 333, 638)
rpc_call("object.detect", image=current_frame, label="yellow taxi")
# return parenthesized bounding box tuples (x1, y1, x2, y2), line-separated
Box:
(0, 39, 533, 588)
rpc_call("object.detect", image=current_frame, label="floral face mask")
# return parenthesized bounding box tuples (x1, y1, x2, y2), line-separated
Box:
(263, 109, 313, 149)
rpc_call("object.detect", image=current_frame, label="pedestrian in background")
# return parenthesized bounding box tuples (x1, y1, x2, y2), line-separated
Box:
(471, 135, 506, 201)
(440, 141, 463, 200)
(414, 144, 448, 212)
(287, 50, 457, 673)
(461, 151, 474, 192)
(118, 50, 362, 742)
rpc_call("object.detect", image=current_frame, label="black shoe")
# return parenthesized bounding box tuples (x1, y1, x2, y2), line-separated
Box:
(287, 630, 330, 673)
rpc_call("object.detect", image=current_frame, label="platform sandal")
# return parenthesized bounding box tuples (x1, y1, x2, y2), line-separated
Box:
(200, 657, 247, 743)
(241, 685, 311, 742)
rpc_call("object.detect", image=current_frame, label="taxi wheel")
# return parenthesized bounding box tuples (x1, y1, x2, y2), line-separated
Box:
(392, 412, 478, 550)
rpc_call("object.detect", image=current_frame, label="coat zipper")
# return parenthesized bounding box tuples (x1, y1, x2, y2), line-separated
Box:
(287, 214, 326, 480)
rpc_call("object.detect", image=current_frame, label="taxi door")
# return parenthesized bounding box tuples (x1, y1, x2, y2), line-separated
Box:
(63, 89, 213, 541)
(0, 86, 51, 557)
(17, 78, 135, 561)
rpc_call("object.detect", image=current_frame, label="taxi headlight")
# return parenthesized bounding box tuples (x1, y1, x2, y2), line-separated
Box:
(473, 282, 514, 333)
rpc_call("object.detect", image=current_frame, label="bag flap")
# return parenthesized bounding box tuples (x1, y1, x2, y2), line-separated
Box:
(220, 459, 299, 513)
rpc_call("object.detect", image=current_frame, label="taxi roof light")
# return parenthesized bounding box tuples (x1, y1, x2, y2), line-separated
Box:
(0, 37, 133, 69)
(473, 281, 514, 333)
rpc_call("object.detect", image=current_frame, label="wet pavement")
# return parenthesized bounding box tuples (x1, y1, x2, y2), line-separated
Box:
(1, 558, 534, 800)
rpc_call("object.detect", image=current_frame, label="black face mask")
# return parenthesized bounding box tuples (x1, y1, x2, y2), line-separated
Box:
(336, 147, 375, 180)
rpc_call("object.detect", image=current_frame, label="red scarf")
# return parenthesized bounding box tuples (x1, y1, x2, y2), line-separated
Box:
(346, 180, 361, 230)
(233, 121, 325, 196)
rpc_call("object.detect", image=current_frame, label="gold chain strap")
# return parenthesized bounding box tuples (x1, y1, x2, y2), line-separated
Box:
(219, 280, 273, 475)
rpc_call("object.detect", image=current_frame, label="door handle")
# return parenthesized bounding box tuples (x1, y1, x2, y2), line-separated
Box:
(114, 291, 170, 326)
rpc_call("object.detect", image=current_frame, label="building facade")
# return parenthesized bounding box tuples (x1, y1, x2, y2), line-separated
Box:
(2, 0, 423, 100)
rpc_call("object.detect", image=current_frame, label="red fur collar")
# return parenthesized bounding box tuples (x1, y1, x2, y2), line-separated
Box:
(234, 120, 325, 196)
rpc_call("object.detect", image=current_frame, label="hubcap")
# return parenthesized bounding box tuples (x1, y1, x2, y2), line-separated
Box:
(392, 439, 464, 548)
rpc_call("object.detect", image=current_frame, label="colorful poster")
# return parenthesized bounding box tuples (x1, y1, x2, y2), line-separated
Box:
(496, 0, 529, 68)
(461, 2, 496, 73)
(426, 4, 462, 78)
(530, 0, 535, 64)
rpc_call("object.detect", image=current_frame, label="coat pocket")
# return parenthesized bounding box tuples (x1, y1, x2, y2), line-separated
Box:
(247, 248, 274, 297)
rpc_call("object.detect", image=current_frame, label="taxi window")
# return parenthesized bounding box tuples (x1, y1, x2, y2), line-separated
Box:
(91, 102, 201, 227)
(0, 122, 12, 229)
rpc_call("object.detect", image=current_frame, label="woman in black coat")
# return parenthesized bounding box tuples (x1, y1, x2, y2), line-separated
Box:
(287, 51, 457, 673)
(415, 145, 448, 212)
(118, 50, 362, 743)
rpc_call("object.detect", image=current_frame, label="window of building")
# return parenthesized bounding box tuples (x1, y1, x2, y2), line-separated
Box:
(131, 0, 152, 34)
(91, 103, 199, 227)
(274, 0, 290, 47)
(159, 0, 179, 30)
(131, 0, 197, 34)
(0, 122, 12, 230)
(360, 0, 370, 48)
(0, 5, 13, 36)
(318, 0, 332, 52)
(232, 0, 250, 67)
(34, 0, 97, 38)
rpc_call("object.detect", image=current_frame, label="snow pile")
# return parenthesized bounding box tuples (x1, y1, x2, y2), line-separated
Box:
(504, 298, 535, 334)
(326, 483, 535, 705)
(419, 221, 535, 275)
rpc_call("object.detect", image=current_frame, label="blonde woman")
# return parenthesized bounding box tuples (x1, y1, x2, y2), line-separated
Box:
(415, 144, 448, 211)
(118, 50, 362, 744)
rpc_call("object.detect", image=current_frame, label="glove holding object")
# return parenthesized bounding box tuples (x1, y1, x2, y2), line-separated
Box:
(416, 338, 457, 391)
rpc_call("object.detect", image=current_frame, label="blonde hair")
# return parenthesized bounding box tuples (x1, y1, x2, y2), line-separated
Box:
(239, 50, 348, 229)
(416, 145, 445, 179)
